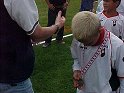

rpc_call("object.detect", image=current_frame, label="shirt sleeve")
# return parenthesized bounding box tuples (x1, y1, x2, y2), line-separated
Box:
(4, 0, 39, 35)
(70, 38, 81, 71)
(115, 44, 124, 78)
(117, 0, 124, 15)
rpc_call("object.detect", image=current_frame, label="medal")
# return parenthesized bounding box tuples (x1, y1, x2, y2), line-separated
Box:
(78, 78, 84, 90)
(101, 48, 105, 57)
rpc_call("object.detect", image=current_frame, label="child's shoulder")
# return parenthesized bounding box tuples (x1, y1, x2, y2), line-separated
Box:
(110, 32, 123, 46)
(71, 38, 81, 47)
(118, 13, 124, 20)
(97, 12, 102, 16)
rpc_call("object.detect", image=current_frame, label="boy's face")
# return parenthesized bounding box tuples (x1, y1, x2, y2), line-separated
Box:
(103, 0, 118, 12)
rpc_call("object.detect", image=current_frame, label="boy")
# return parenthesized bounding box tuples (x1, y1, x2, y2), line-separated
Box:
(97, 0, 124, 41)
(96, 0, 124, 16)
(71, 11, 124, 93)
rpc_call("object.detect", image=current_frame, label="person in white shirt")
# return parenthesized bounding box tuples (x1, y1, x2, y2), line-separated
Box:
(71, 11, 124, 93)
(0, 0, 65, 93)
(97, 0, 124, 41)
(96, 0, 124, 16)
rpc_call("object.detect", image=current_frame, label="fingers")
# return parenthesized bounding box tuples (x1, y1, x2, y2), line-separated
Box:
(61, 16, 66, 21)
(55, 11, 65, 29)
(73, 78, 84, 90)
(57, 11, 62, 18)
(73, 78, 79, 88)
(73, 70, 84, 90)
(60, 16, 66, 25)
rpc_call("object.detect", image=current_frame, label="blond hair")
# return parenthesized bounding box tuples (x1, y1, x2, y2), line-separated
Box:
(71, 11, 101, 42)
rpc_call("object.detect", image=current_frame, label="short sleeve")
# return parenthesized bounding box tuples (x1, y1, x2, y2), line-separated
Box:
(115, 44, 124, 77)
(71, 39, 81, 71)
(4, 0, 39, 35)
(117, 0, 124, 14)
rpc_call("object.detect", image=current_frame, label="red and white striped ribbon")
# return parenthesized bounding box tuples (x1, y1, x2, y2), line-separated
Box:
(81, 31, 110, 75)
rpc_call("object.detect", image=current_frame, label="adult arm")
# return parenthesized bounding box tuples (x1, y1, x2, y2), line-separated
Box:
(31, 11, 65, 42)
(4, 0, 65, 43)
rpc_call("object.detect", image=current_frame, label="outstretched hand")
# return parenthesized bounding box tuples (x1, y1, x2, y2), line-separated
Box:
(55, 11, 65, 29)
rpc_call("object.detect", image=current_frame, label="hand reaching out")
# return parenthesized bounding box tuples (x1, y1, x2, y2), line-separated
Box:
(48, 4, 55, 10)
(55, 11, 65, 29)
(63, 2, 69, 9)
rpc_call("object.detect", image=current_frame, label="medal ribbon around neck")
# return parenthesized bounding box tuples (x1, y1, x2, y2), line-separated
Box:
(81, 31, 110, 75)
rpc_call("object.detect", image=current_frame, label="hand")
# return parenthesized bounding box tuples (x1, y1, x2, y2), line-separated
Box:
(55, 11, 65, 29)
(63, 2, 68, 9)
(48, 4, 55, 10)
(73, 70, 84, 90)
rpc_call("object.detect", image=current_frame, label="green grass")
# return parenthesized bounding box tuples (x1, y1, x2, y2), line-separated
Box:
(32, 36, 75, 93)
(32, 0, 98, 93)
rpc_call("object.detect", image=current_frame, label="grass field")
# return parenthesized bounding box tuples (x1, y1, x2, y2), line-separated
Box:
(31, 0, 97, 93)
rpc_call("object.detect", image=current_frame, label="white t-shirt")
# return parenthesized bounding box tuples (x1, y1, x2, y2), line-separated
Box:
(96, 0, 124, 16)
(4, 0, 39, 35)
(71, 32, 124, 93)
(97, 12, 124, 41)
(117, 0, 124, 15)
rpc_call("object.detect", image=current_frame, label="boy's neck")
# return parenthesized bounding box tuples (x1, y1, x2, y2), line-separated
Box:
(93, 27, 105, 46)
(103, 10, 118, 18)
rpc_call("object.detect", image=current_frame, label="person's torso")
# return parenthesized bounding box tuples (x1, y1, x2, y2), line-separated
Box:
(0, 0, 35, 83)
(98, 12, 124, 41)
(74, 32, 123, 93)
